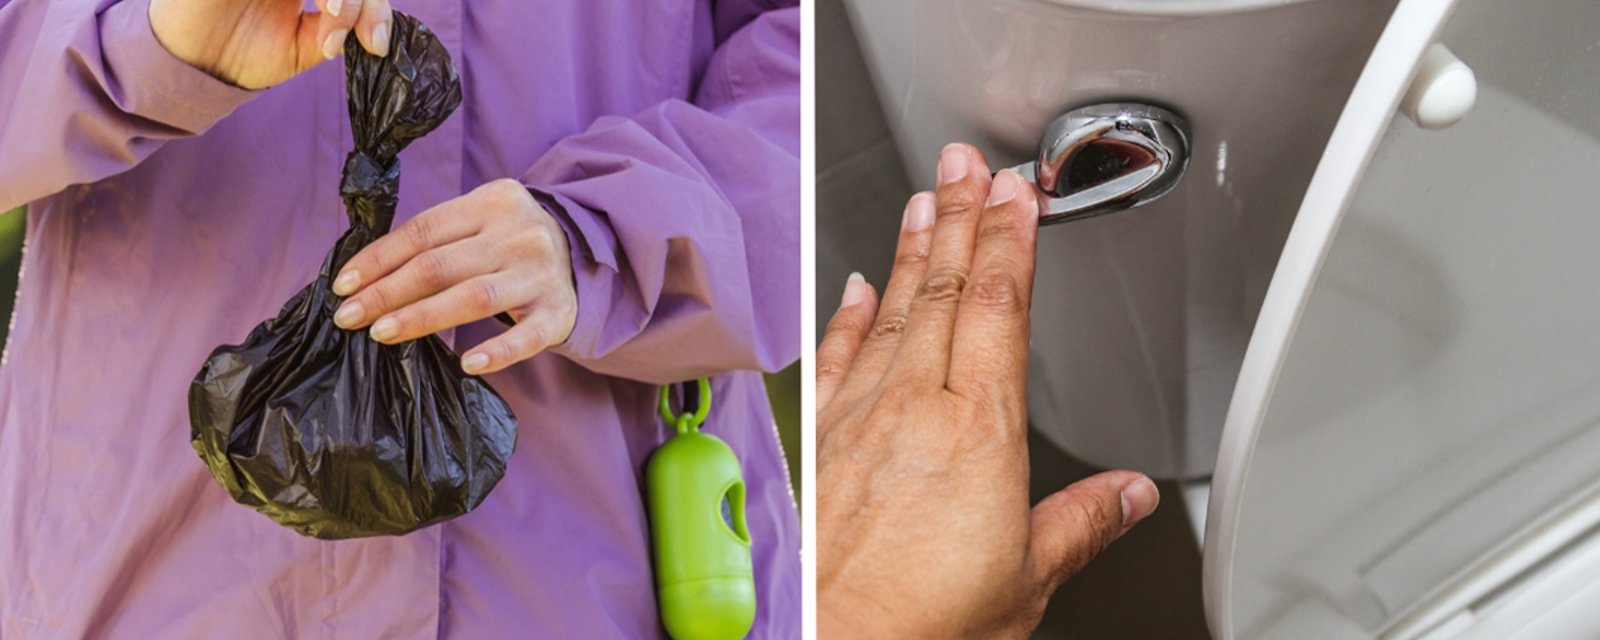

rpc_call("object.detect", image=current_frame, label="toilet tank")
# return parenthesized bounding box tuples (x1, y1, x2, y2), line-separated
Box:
(841, 0, 1398, 478)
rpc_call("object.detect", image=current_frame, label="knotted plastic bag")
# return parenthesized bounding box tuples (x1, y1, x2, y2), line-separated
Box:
(189, 13, 517, 540)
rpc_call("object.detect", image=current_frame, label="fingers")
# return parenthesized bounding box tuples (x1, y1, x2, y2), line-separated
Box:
(832, 192, 934, 398)
(333, 200, 483, 298)
(364, 271, 537, 345)
(314, 0, 360, 59)
(1027, 471, 1159, 592)
(884, 143, 993, 387)
(314, 0, 393, 60)
(817, 273, 879, 412)
(332, 179, 573, 371)
(460, 308, 567, 375)
(351, 0, 393, 58)
(945, 169, 1040, 403)
(332, 238, 503, 330)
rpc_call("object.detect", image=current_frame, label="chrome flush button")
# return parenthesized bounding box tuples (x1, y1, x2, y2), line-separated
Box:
(1011, 102, 1191, 225)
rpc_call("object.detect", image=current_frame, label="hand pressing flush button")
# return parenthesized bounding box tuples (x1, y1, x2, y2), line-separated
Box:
(1401, 43, 1477, 130)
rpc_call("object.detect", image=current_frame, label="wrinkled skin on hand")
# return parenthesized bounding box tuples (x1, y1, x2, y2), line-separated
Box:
(816, 143, 1160, 638)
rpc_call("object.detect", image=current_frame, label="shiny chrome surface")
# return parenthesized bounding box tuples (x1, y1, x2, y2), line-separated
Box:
(1012, 103, 1190, 224)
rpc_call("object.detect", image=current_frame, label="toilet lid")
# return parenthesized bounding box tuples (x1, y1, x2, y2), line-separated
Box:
(1203, 0, 1600, 638)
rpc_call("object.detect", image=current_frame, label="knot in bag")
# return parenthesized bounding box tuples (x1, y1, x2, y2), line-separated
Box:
(189, 13, 517, 539)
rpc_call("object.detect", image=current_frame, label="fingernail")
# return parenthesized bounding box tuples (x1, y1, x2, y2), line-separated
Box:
(1120, 476, 1160, 530)
(333, 301, 364, 329)
(462, 353, 490, 374)
(333, 271, 360, 296)
(987, 170, 1022, 207)
(840, 272, 866, 308)
(327, 0, 343, 17)
(902, 192, 935, 232)
(370, 317, 398, 342)
(937, 143, 969, 185)
(371, 23, 390, 57)
(323, 29, 349, 60)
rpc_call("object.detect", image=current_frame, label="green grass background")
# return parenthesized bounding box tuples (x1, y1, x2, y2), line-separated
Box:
(765, 361, 801, 497)
(0, 205, 801, 496)
(0, 208, 21, 342)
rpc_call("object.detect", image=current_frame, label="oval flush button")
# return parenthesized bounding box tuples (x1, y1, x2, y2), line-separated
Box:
(1401, 43, 1477, 130)
(1009, 103, 1190, 225)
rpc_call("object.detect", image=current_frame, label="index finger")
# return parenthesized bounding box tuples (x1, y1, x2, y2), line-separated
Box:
(945, 169, 1040, 402)
(332, 199, 481, 296)
(880, 144, 993, 389)
(349, 0, 394, 58)
(312, 0, 360, 59)
(313, 0, 393, 59)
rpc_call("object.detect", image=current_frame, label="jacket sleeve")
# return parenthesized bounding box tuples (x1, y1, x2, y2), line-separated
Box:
(0, 0, 256, 211)
(524, 3, 800, 384)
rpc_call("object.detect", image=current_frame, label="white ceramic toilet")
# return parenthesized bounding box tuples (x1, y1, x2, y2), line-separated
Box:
(843, 0, 1600, 637)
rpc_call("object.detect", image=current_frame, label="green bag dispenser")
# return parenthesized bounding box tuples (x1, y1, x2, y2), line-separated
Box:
(647, 379, 756, 640)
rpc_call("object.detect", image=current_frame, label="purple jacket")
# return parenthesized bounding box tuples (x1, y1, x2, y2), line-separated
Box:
(0, 0, 800, 637)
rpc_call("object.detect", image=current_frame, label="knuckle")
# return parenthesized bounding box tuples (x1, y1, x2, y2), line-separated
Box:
(1052, 523, 1104, 579)
(815, 358, 849, 380)
(363, 286, 391, 315)
(916, 270, 968, 305)
(554, 296, 577, 325)
(465, 279, 500, 313)
(541, 226, 564, 255)
(1070, 493, 1121, 554)
(523, 325, 549, 352)
(495, 335, 523, 362)
(977, 214, 1026, 242)
(858, 395, 915, 436)
(340, 0, 364, 22)
(486, 178, 528, 208)
(816, 322, 868, 379)
(518, 228, 555, 258)
(823, 309, 871, 340)
(935, 191, 983, 221)
(967, 270, 1025, 312)
(868, 311, 909, 338)
(415, 251, 451, 287)
(403, 216, 434, 250)
(892, 244, 929, 269)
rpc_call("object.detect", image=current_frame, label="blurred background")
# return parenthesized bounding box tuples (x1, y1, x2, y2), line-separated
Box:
(817, 0, 1210, 636)
(0, 208, 21, 347)
(767, 362, 801, 498)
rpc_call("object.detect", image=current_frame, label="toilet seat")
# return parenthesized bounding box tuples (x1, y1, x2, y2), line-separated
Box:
(1204, 0, 1600, 637)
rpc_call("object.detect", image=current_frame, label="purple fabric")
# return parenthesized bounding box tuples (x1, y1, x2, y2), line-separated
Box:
(0, 0, 800, 637)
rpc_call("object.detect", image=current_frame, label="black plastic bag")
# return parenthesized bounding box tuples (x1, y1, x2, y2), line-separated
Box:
(189, 13, 517, 540)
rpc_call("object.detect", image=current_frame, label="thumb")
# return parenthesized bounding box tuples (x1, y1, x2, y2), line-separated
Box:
(1027, 470, 1159, 591)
